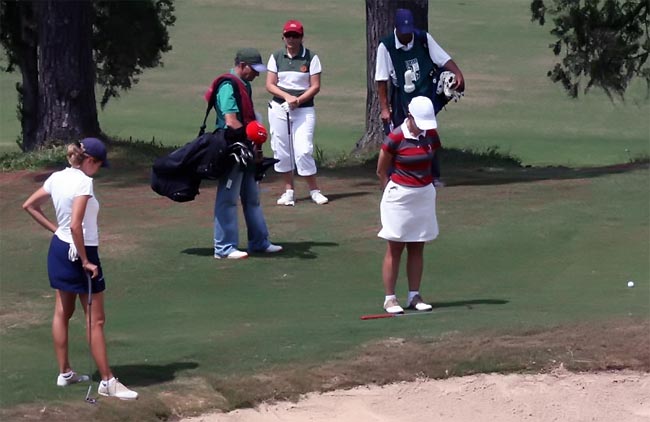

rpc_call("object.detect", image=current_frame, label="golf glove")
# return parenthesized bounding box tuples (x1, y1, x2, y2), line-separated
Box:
(280, 101, 291, 114)
(68, 243, 79, 262)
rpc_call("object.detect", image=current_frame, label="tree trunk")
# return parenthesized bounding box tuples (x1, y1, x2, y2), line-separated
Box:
(356, 0, 428, 153)
(14, 2, 39, 152)
(34, 0, 99, 149)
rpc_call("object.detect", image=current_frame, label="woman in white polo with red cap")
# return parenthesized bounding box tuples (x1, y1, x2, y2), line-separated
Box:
(376, 96, 440, 314)
(266, 19, 328, 206)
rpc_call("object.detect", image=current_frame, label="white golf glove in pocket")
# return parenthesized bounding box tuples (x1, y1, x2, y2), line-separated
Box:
(68, 243, 79, 262)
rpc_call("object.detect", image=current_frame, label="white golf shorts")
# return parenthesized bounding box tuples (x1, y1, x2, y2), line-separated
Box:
(268, 101, 317, 176)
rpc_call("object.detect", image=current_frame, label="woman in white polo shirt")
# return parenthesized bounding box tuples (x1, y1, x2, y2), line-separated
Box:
(266, 19, 328, 206)
(22, 138, 137, 400)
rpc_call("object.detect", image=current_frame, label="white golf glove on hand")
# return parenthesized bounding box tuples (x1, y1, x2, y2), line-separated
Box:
(280, 102, 291, 114)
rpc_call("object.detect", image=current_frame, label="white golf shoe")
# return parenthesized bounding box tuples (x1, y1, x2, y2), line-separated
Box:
(310, 190, 328, 205)
(98, 377, 138, 400)
(277, 191, 295, 206)
(383, 298, 404, 314)
(56, 371, 90, 386)
(214, 250, 249, 260)
(406, 294, 433, 311)
(264, 244, 283, 253)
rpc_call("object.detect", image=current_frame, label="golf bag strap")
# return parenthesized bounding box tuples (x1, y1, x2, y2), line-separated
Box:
(200, 74, 256, 136)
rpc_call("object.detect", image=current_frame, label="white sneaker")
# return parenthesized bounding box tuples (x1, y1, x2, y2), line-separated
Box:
(98, 378, 138, 400)
(310, 190, 329, 205)
(56, 371, 90, 386)
(383, 298, 404, 314)
(277, 191, 295, 206)
(264, 244, 283, 253)
(214, 250, 249, 260)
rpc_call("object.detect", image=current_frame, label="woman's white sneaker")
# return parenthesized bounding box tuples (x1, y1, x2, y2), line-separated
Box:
(98, 378, 138, 400)
(277, 191, 295, 206)
(56, 371, 90, 386)
(383, 298, 404, 314)
(310, 190, 329, 205)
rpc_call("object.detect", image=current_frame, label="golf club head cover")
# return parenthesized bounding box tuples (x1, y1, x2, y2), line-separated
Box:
(227, 141, 254, 169)
(246, 120, 268, 145)
(403, 69, 415, 93)
(436, 71, 464, 102)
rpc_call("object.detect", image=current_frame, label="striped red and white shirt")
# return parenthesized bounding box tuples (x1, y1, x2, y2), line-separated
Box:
(382, 125, 441, 187)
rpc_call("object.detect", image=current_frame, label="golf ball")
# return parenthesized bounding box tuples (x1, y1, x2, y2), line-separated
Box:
(627, 281, 635, 288)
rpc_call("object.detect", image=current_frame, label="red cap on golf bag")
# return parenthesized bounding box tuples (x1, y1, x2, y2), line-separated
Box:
(246, 121, 268, 144)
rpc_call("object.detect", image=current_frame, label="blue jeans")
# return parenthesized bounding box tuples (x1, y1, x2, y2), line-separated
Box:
(214, 166, 271, 256)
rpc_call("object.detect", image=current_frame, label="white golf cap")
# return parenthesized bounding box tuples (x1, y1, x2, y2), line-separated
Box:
(408, 96, 437, 130)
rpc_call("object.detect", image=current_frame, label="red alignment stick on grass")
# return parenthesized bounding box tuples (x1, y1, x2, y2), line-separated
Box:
(360, 311, 431, 320)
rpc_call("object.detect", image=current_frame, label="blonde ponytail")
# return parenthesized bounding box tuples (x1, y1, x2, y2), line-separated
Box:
(66, 142, 85, 167)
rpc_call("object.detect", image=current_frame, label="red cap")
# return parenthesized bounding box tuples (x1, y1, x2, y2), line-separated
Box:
(283, 20, 304, 35)
(246, 121, 268, 144)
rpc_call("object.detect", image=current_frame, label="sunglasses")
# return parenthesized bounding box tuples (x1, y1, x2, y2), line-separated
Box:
(284, 32, 302, 38)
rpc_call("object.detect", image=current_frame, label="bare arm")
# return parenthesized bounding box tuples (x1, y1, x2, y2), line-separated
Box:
(70, 195, 98, 278)
(22, 188, 57, 233)
(224, 113, 243, 129)
(266, 71, 299, 107)
(266, 71, 321, 110)
(376, 149, 393, 190)
(297, 73, 320, 106)
(377, 81, 391, 124)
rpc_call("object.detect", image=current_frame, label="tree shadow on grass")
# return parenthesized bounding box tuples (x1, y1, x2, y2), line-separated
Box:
(432, 298, 509, 309)
(182, 241, 339, 260)
(329, 149, 648, 188)
(93, 361, 199, 387)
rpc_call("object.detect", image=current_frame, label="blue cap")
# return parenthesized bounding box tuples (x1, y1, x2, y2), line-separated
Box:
(80, 137, 109, 167)
(395, 8, 415, 34)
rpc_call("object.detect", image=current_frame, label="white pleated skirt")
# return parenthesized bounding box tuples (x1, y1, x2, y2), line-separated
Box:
(378, 180, 439, 242)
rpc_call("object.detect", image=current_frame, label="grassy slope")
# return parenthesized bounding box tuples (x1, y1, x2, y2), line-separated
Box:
(1, 0, 648, 165)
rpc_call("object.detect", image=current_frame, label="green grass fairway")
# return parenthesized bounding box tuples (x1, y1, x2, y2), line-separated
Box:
(0, 0, 649, 420)
(0, 160, 648, 419)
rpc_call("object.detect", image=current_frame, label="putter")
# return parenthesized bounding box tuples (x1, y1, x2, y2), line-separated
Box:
(285, 111, 296, 194)
(84, 272, 96, 404)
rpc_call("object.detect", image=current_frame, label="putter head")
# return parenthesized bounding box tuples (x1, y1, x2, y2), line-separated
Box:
(85, 384, 97, 404)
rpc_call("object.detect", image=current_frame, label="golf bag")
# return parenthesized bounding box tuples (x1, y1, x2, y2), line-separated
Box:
(151, 131, 230, 202)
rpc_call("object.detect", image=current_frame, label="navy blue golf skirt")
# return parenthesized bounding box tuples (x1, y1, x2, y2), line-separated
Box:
(47, 235, 106, 294)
